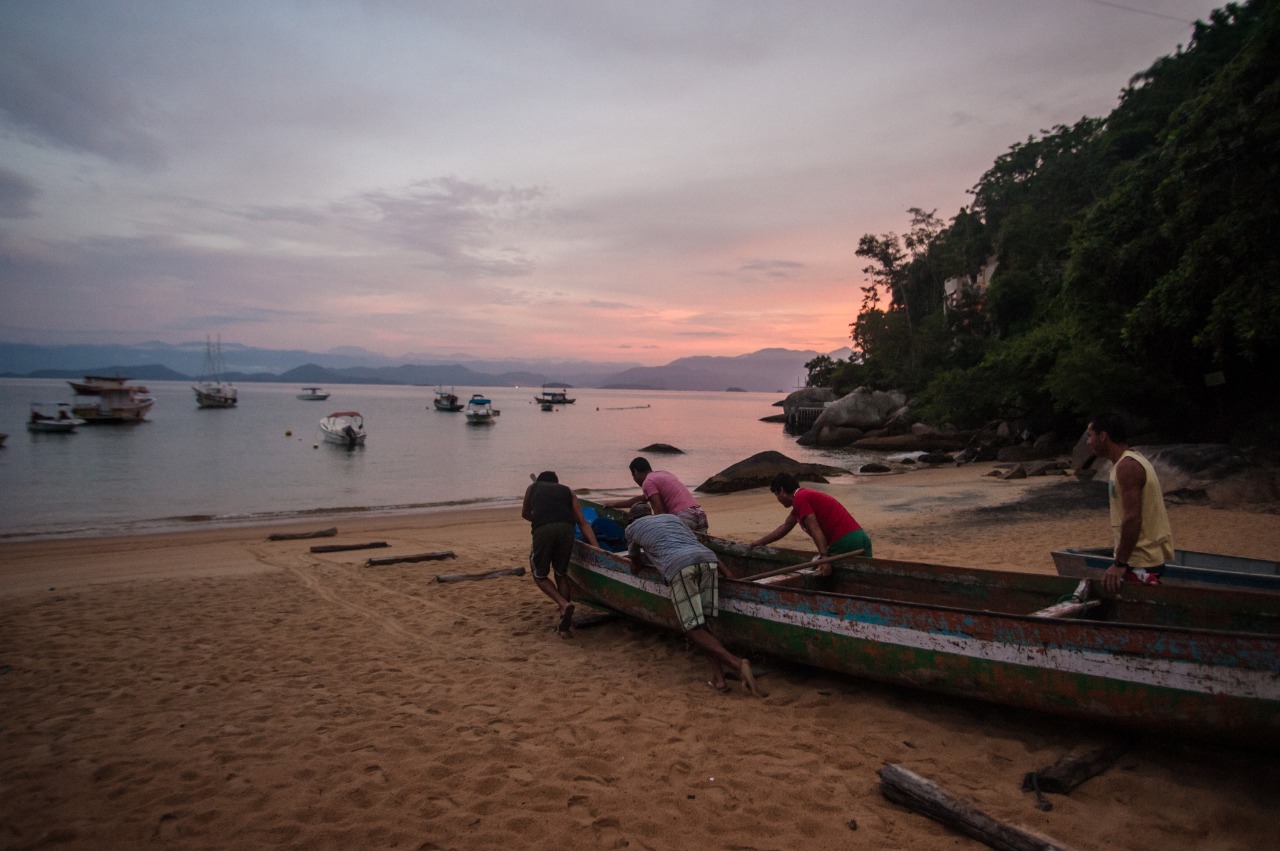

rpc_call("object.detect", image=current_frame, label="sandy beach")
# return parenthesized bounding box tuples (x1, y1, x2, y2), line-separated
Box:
(2, 463, 1278, 850)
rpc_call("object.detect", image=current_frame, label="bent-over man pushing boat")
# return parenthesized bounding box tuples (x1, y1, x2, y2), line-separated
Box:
(624, 503, 763, 697)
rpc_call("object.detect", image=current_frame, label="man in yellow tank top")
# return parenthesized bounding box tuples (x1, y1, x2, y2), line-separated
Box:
(1086, 412, 1175, 592)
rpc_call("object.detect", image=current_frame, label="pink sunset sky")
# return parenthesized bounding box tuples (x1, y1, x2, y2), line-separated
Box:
(1, 0, 1213, 366)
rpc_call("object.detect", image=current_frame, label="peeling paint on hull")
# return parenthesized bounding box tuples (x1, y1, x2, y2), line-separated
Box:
(569, 540, 1280, 750)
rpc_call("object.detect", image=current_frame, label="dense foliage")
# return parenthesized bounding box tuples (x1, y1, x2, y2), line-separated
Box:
(815, 0, 1279, 442)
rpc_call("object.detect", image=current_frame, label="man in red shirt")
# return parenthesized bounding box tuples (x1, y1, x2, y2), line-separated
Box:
(749, 473, 871, 575)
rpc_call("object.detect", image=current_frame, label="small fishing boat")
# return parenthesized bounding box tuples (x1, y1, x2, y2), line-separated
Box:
(27, 402, 85, 433)
(567, 512, 1280, 750)
(432, 387, 464, 412)
(67, 375, 130, 395)
(68, 376, 155, 423)
(297, 387, 331, 401)
(464, 394, 497, 424)
(1052, 546, 1280, 594)
(319, 411, 366, 446)
(192, 335, 237, 408)
(534, 384, 575, 405)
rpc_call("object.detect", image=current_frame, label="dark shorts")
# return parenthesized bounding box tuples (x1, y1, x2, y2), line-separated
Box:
(530, 521, 575, 579)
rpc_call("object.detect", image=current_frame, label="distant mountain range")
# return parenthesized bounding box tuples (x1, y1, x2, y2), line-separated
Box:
(0, 342, 851, 393)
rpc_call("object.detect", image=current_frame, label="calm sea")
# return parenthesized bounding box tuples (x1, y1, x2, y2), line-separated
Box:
(0, 378, 870, 540)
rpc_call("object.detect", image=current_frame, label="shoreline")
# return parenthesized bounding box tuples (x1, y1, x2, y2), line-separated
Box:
(3, 462, 1279, 850)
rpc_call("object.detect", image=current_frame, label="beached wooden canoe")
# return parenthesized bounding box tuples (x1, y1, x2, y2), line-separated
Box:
(567, 534, 1280, 750)
(1052, 546, 1280, 594)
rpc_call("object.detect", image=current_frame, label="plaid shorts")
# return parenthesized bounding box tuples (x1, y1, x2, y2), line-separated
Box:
(670, 562, 719, 631)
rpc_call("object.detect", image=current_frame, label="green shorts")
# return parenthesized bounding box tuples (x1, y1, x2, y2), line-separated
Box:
(830, 529, 871, 557)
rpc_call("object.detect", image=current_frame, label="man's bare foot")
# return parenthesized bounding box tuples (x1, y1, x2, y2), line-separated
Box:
(706, 679, 731, 693)
(738, 659, 766, 698)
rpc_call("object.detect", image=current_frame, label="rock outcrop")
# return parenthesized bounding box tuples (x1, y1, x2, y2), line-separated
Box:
(697, 450, 851, 494)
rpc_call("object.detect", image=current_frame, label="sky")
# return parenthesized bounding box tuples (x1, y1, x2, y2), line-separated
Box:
(0, 0, 1217, 366)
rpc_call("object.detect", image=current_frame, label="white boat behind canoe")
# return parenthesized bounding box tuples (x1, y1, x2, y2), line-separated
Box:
(319, 411, 366, 446)
(464, 395, 497, 424)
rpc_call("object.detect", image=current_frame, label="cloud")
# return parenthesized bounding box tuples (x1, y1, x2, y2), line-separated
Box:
(0, 167, 39, 218)
(0, 0, 1213, 363)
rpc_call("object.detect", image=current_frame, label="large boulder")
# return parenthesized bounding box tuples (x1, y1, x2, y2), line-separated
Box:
(797, 388, 908, 447)
(697, 450, 851, 494)
(815, 388, 907, 430)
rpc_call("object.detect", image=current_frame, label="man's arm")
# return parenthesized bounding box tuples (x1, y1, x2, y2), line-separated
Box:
(750, 513, 797, 547)
(1105, 457, 1148, 592)
(570, 494, 599, 548)
(628, 542, 651, 573)
(799, 514, 830, 555)
(520, 484, 534, 522)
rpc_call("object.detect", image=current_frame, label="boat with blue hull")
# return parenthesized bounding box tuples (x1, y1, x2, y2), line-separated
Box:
(1053, 546, 1280, 594)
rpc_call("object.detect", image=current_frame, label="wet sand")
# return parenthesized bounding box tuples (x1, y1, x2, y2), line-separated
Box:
(2, 463, 1277, 850)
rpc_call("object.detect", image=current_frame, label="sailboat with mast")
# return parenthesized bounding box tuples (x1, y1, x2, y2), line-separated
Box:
(193, 335, 238, 408)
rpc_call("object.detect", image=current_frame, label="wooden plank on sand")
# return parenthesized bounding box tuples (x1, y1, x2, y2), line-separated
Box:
(365, 551, 457, 567)
(268, 527, 338, 541)
(309, 541, 389, 553)
(1023, 740, 1127, 795)
(878, 764, 1078, 851)
(436, 567, 525, 584)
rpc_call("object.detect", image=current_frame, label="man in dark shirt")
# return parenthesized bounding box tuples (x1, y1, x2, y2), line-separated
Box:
(522, 471, 598, 637)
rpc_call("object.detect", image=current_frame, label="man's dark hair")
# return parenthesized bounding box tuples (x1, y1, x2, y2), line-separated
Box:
(535, 471, 559, 483)
(628, 457, 652, 475)
(769, 472, 800, 495)
(1088, 412, 1128, 443)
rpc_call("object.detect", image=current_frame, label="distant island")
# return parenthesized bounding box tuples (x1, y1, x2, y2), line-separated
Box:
(1, 342, 850, 394)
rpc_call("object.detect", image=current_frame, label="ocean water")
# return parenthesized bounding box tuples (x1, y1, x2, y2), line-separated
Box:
(0, 378, 870, 540)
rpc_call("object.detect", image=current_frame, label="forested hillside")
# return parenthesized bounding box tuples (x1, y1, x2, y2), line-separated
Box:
(815, 0, 1278, 443)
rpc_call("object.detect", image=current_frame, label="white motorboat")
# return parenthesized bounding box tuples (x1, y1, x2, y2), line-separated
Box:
(297, 387, 331, 401)
(319, 411, 366, 446)
(193, 335, 237, 408)
(68, 375, 155, 423)
(464, 394, 497, 424)
(27, 402, 86, 433)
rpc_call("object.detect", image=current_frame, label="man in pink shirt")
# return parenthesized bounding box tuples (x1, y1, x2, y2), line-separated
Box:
(607, 457, 709, 532)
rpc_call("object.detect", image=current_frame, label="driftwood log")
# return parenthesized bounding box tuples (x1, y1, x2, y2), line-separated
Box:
(268, 527, 338, 541)
(436, 567, 525, 584)
(309, 541, 389, 553)
(878, 764, 1078, 851)
(365, 550, 457, 567)
(1023, 740, 1128, 795)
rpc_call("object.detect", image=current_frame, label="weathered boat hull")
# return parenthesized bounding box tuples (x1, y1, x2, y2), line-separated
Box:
(1053, 546, 1280, 594)
(568, 538, 1280, 750)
